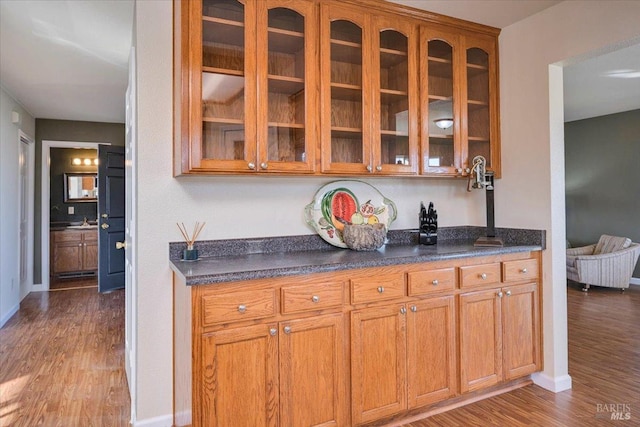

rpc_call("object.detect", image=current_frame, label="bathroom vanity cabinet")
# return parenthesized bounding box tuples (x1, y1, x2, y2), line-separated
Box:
(50, 228, 98, 278)
(173, 249, 541, 426)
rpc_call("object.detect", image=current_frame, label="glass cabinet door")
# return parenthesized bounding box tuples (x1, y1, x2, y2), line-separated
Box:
(464, 36, 498, 174)
(421, 29, 461, 175)
(256, 0, 317, 173)
(321, 5, 370, 173)
(373, 17, 418, 175)
(198, 0, 256, 171)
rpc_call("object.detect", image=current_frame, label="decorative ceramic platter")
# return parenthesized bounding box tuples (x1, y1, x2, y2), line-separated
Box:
(304, 180, 397, 248)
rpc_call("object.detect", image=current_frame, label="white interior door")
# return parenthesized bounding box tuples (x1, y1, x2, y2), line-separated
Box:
(124, 45, 137, 423)
(19, 132, 34, 299)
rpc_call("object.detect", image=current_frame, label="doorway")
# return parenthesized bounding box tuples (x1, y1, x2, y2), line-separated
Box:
(39, 140, 105, 291)
(19, 131, 35, 299)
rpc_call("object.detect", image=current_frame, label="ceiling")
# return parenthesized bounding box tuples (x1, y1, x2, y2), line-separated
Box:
(0, 0, 638, 124)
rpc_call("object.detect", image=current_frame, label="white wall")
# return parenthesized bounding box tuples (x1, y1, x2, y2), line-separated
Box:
(498, 1, 640, 391)
(133, 0, 640, 423)
(0, 87, 35, 327)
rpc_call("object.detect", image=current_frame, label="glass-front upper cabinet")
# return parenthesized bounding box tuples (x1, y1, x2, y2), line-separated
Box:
(463, 35, 500, 176)
(372, 17, 418, 175)
(420, 28, 461, 176)
(175, 0, 316, 174)
(256, 0, 317, 173)
(197, 0, 255, 172)
(320, 5, 370, 174)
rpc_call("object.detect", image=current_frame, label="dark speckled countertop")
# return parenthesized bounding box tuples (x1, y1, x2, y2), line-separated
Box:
(170, 227, 545, 286)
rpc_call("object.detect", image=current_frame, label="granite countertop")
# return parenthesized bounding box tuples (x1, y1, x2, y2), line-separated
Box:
(170, 227, 545, 286)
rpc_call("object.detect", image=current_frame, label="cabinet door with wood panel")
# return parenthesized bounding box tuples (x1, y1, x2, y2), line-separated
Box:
(279, 313, 347, 427)
(459, 288, 502, 393)
(351, 304, 407, 425)
(52, 241, 83, 274)
(199, 323, 279, 427)
(502, 282, 540, 380)
(407, 296, 457, 407)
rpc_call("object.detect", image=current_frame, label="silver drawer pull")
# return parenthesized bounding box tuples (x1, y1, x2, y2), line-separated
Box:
(497, 291, 503, 298)
(410, 305, 417, 312)
(432, 279, 439, 286)
(269, 328, 277, 336)
(377, 286, 385, 293)
(521, 268, 528, 274)
(237, 304, 247, 313)
(311, 295, 320, 303)
(480, 273, 487, 280)
(283, 326, 291, 334)
(400, 307, 407, 314)
(506, 290, 512, 296)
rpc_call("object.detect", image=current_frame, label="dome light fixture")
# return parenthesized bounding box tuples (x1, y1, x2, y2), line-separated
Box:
(434, 118, 454, 129)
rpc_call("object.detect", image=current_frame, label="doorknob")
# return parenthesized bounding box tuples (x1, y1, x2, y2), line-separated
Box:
(101, 223, 109, 229)
(116, 241, 126, 250)
(101, 214, 108, 218)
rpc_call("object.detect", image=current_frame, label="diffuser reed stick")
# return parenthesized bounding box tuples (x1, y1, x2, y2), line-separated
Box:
(177, 221, 206, 250)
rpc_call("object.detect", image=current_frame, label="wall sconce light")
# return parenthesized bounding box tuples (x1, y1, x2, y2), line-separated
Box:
(434, 118, 454, 130)
(72, 158, 99, 166)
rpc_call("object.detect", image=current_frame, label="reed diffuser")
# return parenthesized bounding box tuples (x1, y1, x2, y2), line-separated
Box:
(177, 221, 205, 261)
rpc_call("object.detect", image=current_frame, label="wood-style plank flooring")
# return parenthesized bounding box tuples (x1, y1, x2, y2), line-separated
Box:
(0, 284, 130, 426)
(1, 281, 637, 426)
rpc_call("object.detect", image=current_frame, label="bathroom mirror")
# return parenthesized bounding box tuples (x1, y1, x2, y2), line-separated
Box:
(64, 173, 97, 202)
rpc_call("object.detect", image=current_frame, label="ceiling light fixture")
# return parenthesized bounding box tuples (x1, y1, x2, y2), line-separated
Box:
(72, 158, 98, 166)
(434, 118, 454, 129)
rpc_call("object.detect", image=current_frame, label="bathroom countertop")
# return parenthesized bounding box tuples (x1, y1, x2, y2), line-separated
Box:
(169, 227, 545, 286)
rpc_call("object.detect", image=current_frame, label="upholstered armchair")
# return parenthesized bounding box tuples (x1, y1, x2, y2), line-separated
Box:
(566, 235, 640, 291)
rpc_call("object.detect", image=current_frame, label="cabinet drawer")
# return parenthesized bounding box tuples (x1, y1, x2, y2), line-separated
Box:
(459, 263, 501, 288)
(502, 259, 539, 282)
(408, 268, 456, 296)
(82, 230, 98, 241)
(351, 273, 405, 304)
(281, 281, 344, 314)
(52, 231, 81, 243)
(201, 288, 276, 326)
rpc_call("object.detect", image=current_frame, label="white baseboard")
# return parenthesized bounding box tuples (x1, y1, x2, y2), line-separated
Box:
(630, 277, 640, 286)
(532, 372, 572, 392)
(0, 303, 19, 328)
(132, 414, 173, 427)
(31, 283, 46, 292)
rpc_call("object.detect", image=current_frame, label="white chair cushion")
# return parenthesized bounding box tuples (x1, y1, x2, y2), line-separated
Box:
(593, 235, 631, 255)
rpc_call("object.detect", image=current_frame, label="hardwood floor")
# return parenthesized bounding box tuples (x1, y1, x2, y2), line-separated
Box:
(0, 281, 637, 426)
(49, 276, 98, 291)
(0, 284, 130, 426)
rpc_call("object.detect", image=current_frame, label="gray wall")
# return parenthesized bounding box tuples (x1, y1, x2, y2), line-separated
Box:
(34, 119, 125, 284)
(565, 109, 640, 278)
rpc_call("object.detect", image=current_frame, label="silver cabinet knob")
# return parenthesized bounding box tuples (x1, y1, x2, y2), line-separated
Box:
(366, 164, 373, 172)
(400, 307, 407, 314)
(521, 268, 528, 274)
(480, 273, 487, 280)
(376, 165, 382, 172)
(506, 290, 512, 296)
(311, 295, 320, 303)
(456, 168, 463, 173)
(247, 162, 256, 170)
(465, 168, 471, 174)
(377, 286, 385, 293)
(283, 326, 291, 334)
(269, 328, 277, 336)
(432, 279, 439, 286)
(237, 304, 247, 313)
(497, 291, 503, 298)
(260, 162, 268, 170)
(410, 305, 417, 313)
